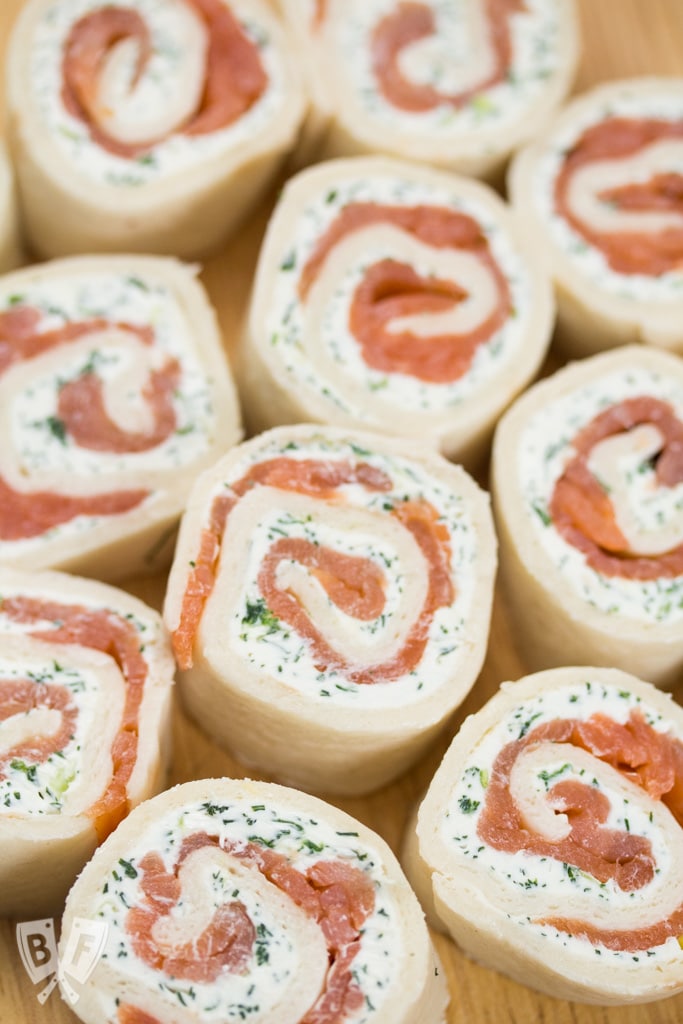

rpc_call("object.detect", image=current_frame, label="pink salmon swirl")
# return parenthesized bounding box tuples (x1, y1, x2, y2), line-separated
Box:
(554, 117, 683, 276)
(549, 396, 683, 579)
(62, 0, 267, 158)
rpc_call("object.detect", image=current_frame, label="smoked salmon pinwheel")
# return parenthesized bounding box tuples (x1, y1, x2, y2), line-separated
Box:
(510, 77, 683, 356)
(491, 346, 683, 687)
(0, 567, 173, 918)
(405, 667, 683, 1005)
(163, 425, 496, 794)
(240, 158, 554, 467)
(7, 0, 305, 258)
(60, 778, 449, 1023)
(279, 0, 579, 179)
(0, 255, 241, 581)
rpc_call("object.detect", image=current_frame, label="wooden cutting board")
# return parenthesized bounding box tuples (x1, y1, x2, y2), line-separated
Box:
(0, 2, 682, 1022)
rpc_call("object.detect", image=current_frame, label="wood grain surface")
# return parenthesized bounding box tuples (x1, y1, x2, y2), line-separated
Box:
(0, 2, 682, 1022)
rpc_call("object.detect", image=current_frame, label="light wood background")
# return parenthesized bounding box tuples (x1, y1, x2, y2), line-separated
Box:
(0, 2, 682, 1022)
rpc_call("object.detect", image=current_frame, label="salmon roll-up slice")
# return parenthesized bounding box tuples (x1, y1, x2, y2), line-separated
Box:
(510, 77, 683, 357)
(6, 0, 305, 258)
(164, 425, 496, 794)
(60, 778, 449, 1023)
(279, 0, 579, 180)
(240, 157, 554, 467)
(405, 667, 683, 1005)
(0, 255, 241, 581)
(0, 567, 173, 918)
(491, 346, 683, 687)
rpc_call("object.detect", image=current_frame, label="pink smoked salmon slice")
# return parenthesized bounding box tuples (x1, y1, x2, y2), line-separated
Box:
(62, 0, 267, 157)
(555, 117, 683, 275)
(299, 201, 512, 384)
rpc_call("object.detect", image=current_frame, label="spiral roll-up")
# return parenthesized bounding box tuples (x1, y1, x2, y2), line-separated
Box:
(164, 425, 496, 794)
(0, 255, 241, 581)
(60, 778, 449, 1023)
(279, 0, 578, 179)
(0, 566, 173, 917)
(241, 157, 553, 467)
(406, 666, 683, 1005)
(7, 0, 305, 256)
(491, 346, 683, 686)
(509, 77, 683, 356)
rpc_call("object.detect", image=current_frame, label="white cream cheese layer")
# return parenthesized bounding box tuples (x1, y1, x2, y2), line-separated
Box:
(0, 648, 123, 818)
(30, 0, 285, 186)
(90, 798, 401, 1024)
(267, 175, 531, 418)
(203, 433, 478, 708)
(0, 269, 217, 556)
(328, 0, 562, 136)
(518, 368, 683, 624)
(534, 87, 683, 301)
(0, 578, 162, 818)
(442, 679, 683, 964)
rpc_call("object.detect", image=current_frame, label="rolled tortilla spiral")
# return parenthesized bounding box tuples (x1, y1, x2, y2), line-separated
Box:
(491, 345, 683, 686)
(0, 566, 174, 917)
(163, 425, 496, 794)
(280, 0, 578, 179)
(241, 157, 553, 466)
(7, 0, 305, 256)
(509, 77, 683, 355)
(406, 666, 683, 1005)
(0, 256, 241, 580)
(60, 778, 449, 1024)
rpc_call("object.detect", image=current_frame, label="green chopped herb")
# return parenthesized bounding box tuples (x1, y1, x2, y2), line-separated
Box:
(458, 796, 480, 814)
(118, 858, 138, 879)
(242, 598, 280, 630)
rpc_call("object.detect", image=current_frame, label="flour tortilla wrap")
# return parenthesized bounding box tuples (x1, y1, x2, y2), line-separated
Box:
(7, 0, 305, 258)
(0, 567, 174, 917)
(407, 666, 683, 1005)
(164, 425, 497, 795)
(280, 0, 578, 181)
(491, 346, 683, 687)
(60, 777, 449, 1023)
(240, 157, 553, 468)
(0, 255, 241, 581)
(509, 77, 683, 357)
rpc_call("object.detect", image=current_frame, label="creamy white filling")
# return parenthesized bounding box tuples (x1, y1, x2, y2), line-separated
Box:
(534, 88, 683, 301)
(442, 680, 683, 962)
(213, 434, 478, 707)
(0, 269, 217, 554)
(0, 582, 157, 818)
(518, 367, 683, 624)
(30, 0, 285, 186)
(2, 272, 214, 475)
(267, 175, 530, 418)
(332, 0, 563, 136)
(91, 798, 401, 1024)
(0, 654, 112, 817)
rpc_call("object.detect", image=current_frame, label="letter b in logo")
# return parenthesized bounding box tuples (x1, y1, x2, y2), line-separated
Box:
(16, 919, 59, 1003)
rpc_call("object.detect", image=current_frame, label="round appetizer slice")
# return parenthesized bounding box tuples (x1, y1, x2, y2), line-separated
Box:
(0, 567, 173, 917)
(7, 0, 305, 258)
(510, 77, 683, 356)
(240, 157, 554, 467)
(164, 426, 496, 795)
(491, 346, 683, 687)
(406, 666, 683, 1005)
(60, 778, 449, 1023)
(0, 255, 241, 582)
(280, 0, 578, 179)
